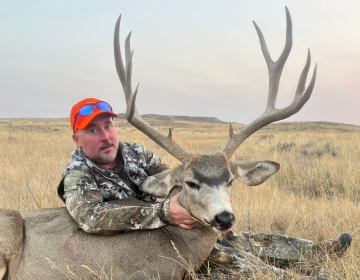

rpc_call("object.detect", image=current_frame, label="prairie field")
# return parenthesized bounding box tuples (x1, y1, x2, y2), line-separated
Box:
(1, 118, 360, 279)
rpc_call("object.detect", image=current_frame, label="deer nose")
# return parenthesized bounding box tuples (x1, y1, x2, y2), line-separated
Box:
(214, 211, 235, 230)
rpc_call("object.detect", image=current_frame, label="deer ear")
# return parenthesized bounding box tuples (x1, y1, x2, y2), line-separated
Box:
(231, 160, 280, 186)
(139, 174, 173, 198)
(139, 166, 184, 198)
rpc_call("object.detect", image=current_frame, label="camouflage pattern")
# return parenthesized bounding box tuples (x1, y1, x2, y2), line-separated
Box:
(221, 231, 314, 268)
(199, 231, 351, 279)
(199, 241, 326, 280)
(57, 142, 173, 234)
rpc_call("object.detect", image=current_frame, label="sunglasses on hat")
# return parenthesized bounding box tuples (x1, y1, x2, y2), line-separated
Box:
(72, 101, 113, 132)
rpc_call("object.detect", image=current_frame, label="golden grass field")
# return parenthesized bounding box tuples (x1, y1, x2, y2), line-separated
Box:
(1, 117, 359, 279)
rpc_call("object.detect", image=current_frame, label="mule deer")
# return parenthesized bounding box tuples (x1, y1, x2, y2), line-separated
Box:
(0, 7, 316, 279)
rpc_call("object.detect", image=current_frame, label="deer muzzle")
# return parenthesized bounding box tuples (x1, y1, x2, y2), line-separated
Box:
(212, 211, 235, 231)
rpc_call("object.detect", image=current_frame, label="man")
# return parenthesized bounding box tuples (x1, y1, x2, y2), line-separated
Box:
(57, 97, 196, 233)
(57, 97, 351, 279)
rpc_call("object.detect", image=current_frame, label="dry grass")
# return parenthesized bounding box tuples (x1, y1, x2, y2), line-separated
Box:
(1, 118, 360, 279)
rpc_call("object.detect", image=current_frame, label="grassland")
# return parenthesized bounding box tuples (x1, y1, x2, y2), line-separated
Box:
(1, 118, 359, 279)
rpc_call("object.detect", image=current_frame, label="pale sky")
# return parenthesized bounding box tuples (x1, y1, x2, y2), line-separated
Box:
(1, 0, 359, 125)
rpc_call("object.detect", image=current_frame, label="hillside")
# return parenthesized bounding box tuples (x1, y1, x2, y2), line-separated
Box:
(117, 113, 223, 123)
(0, 117, 359, 135)
(115, 113, 360, 133)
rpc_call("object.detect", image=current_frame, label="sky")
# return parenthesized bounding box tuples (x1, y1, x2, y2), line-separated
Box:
(1, 0, 359, 125)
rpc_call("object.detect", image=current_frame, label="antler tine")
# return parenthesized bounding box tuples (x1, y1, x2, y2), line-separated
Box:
(114, 15, 126, 92)
(114, 15, 192, 163)
(254, 6, 292, 111)
(223, 7, 317, 158)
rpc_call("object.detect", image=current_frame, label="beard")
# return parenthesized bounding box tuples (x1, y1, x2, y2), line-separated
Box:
(96, 141, 119, 165)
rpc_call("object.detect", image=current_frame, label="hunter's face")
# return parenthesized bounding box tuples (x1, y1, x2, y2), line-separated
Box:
(73, 114, 119, 168)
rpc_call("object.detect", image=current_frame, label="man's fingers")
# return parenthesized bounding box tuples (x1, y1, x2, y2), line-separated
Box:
(186, 218, 198, 224)
(169, 191, 199, 228)
(179, 224, 192, 230)
(175, 214, 198, 224)
(179, 223, 197, 230)
(173, 216, 197, 225)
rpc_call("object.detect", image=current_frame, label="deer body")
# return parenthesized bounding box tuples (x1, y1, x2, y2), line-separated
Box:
(2, 207, 216, 279)
(1, 7, 316, 279)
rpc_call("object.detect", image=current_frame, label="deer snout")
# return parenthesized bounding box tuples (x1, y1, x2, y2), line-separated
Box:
(212, 211, 235, 231)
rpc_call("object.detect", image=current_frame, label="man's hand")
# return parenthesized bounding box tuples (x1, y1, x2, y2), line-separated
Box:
(169, 192, 197, 230)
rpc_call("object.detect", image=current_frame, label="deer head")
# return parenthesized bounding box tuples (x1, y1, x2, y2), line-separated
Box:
(114, 7, 316, 232)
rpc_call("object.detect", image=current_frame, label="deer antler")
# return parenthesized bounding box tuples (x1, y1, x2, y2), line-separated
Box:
(223, 7, 317, 158)
(114, 15, 192, 163)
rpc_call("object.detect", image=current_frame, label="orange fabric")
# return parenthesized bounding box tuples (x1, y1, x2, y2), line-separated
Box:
(70, 97, 118, 132)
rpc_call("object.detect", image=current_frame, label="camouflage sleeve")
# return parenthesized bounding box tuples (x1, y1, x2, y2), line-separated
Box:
(63, 171, 175, 235)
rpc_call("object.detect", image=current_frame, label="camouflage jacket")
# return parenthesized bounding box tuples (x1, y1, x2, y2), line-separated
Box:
(57, 142, 173, 235)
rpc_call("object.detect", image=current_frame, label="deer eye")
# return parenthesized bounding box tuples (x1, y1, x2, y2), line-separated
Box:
(186, 181, 199, 190)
